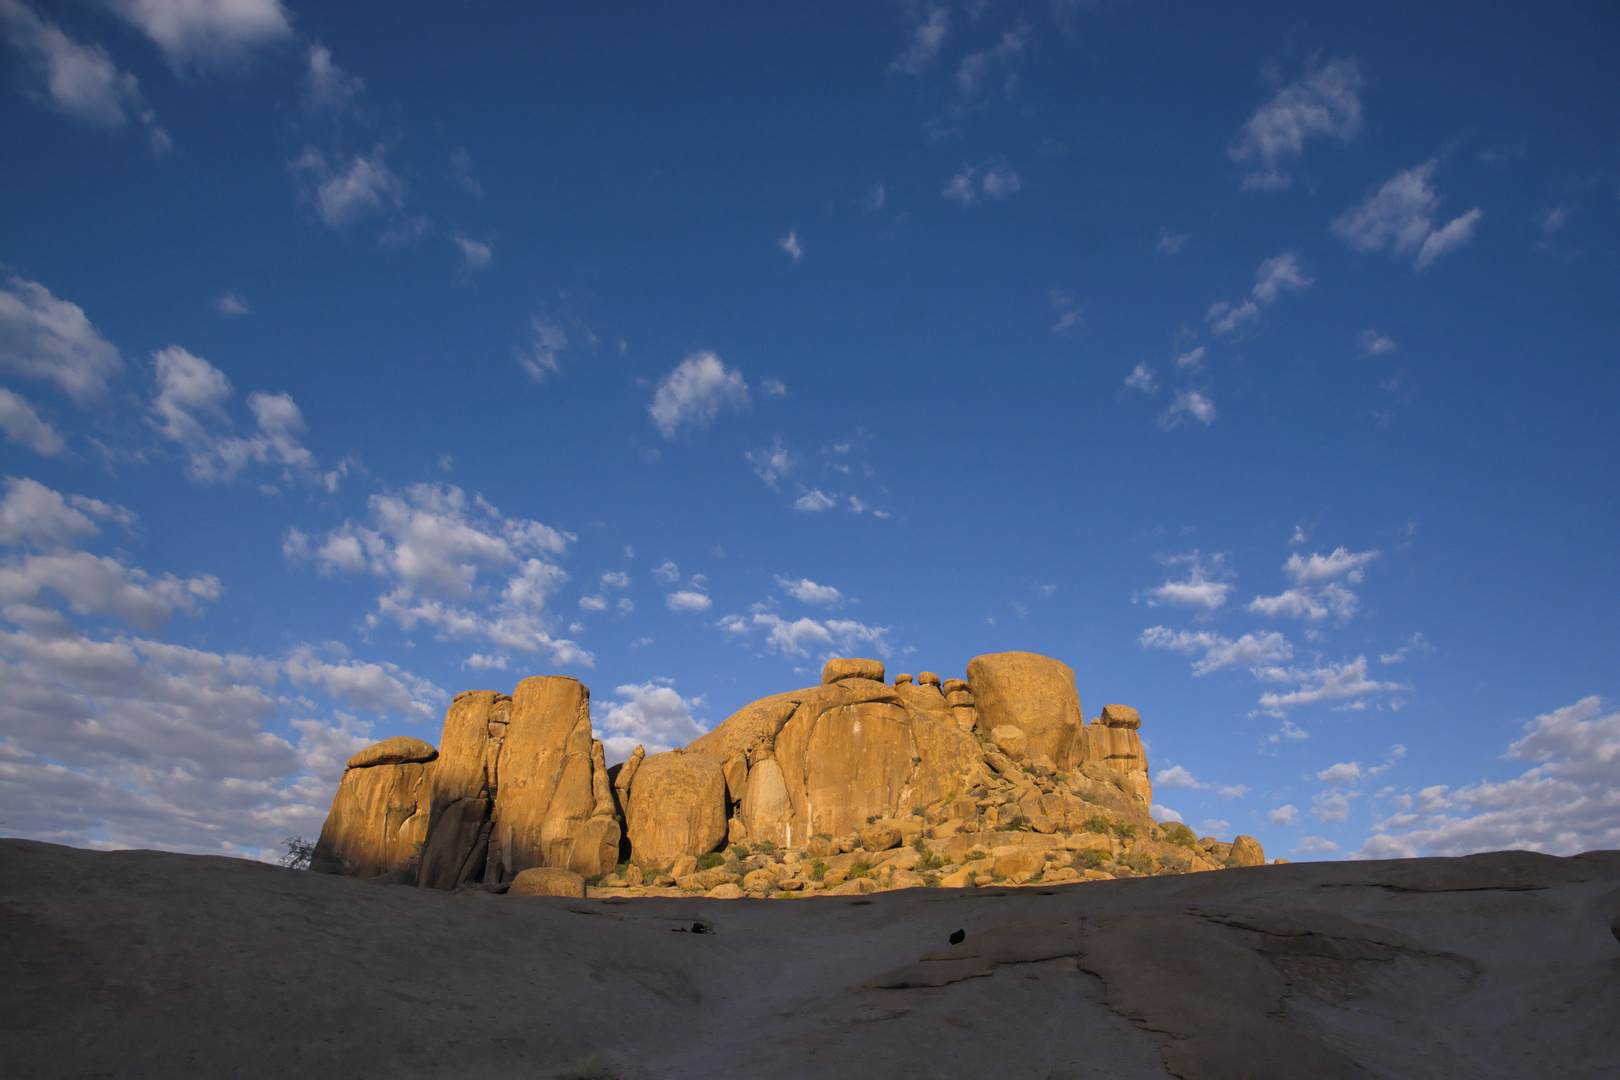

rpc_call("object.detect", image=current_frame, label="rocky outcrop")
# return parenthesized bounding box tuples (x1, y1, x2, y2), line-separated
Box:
(311, 648, 1270, 898)
(625, 750, 728, 870)
(1077, 703, 1152, 806)
(967, 651, 1083, 770)
(310, 739, 438, 878)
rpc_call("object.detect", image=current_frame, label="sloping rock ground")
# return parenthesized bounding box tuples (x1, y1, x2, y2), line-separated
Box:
(2, 840, 1616, 1080)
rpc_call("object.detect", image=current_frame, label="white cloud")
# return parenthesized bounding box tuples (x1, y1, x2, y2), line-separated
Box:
(746, 436, 795, 488)
(1268, 804, 1299, 826)
(759, 377, 787, 397)
(943, 160, 1021, 206)
(1250, 546, 1379, 623)
(664, 590, 712, 613)
(1123, 362, 1157, 393)
(1157, 228, 1187, 254)
(794, 488, 837, 512)
(649, 351, 750, 439)
(0, 276, 125, 406)
(1156, 764, 1204, 790)
(1293, 836, 1340, 854)
(1359, 329, 1395, 356)
(652, 559, 680, 585)
(1139, 552, 1231, 611)
(0, 0, 170, 151)
(981, 165, 1021, 198)
(292, 147, 404, 230)
(464, 652, 506, 670)
(1, 477, 124, 549)
(578, 594, 607, 612)
(890, 5, 948, 75)
(282, 644, 440, 723)
(599, 682, 709, 764)
(1253, 656, 1405, 716)
(515, 314, 569, 381)
(1207, 252, 1310, 337)
(1205, 300, 1258, 336)
(956, 19, 1027, 101)
(1200, 819, 1230, 835)
(1050, 289, 1083, 335)
(719, 611, 891, 660)
(1229, 58, 1362, 190)
(0, 549, 220, 633)
(776, 576, 842, 607)
(1414, 208, 1482, 270)
(1331, 161, 1481, 270)
(778, 231, 802, 262)
(105, 0, 294, 70)
(0, 389, 64, 456)
(1285, 546, 1378, 585)
(1360, 697, 1620, 858)
(289, 484, 586, 668)
(215, 291, 250, 316)
(148, 347, 327, 485)
(1380, 633, 1430, 664)
(1140, 626, 1293, 675)
(1158, 389, 1217, 429)
(1151, 804, 1183, 824)
(1317, 761, 1363, 785)
(1174, 346, 1205, 371)
(1251, 252, 1313, 304)
(600, 571, 630, 590)
(303, 42, 361, 113)
(1312, 789, 1355, 823)
(452, 233, 492, 269)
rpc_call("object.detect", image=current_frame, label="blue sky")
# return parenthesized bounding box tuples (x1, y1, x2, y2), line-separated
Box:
(2, 1, 1617, 863)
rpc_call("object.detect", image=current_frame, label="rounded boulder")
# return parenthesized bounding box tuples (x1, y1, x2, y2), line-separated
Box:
(821, 657, 885, 685)
(346, 736, 439, 770)
(507, 866, 586, 898)
(625, 751, 727, 869)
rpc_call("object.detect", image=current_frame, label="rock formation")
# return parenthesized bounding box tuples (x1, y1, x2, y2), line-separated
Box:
(313, 650, 1264, 895)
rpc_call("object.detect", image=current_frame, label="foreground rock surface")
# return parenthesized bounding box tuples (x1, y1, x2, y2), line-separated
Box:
(3, 839, 1616, 1080)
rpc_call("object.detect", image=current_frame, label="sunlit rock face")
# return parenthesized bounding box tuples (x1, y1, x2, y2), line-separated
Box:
(1079, 704, 1152, 807)
(967, 651, 1084, 771)
(310, 738, 438, 878)
(308, 650, 1191, 895)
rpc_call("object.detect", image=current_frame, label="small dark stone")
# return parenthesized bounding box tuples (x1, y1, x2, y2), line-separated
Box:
(949, 928, 966, 945)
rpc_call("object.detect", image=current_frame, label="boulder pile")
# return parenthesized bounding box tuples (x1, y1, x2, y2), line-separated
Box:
(312, 650, 1270, 897)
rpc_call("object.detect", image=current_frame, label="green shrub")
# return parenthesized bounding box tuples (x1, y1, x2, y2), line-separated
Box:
(809, 860, 828, 881)
(1222, 855, 1244, 869)
(753, 840, 777, 854)
(997, 814, 1030, 832)
(1080, 849, 1110, 870)
(964, 848, 989, 862)
(914, 843, 952, 872)
(1163, 822, 1198, 848)
(1122, 855, 1153, 876)
(696, 851, 725, 871)
(1158, 852, 1191, 874)
(850, 860, 874, 879)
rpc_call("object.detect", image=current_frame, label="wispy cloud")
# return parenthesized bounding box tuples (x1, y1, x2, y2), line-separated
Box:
(890, 5, 948, 75)
(1138, 551, 1231, 611)
(0, 0, 171, 152)
(1229, 58, 1362, 190)
(778, 231, 802, 262)
(1332, 161, 1482, 270)
(649, 351, 750, 439)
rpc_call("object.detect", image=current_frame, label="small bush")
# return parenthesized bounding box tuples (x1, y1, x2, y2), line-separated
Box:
(753, 840, 777, 854)
(913, 840, 951, 871)
(554, 1052, 616, 1080)
(1163, 822, 1198, 848)
(850, 860, 874, 879)
(921, 871, 940, 887)
(696, 851, 726, 871)
(1222, 855, 1244, 869)
(963, 849, 989, 862)
(911, 806, 927, 817)
(1158, 852, 1191, 874)
(809, 860, 828, 881)
(997, 814, 1030, 832)
(280, 836, 315, 870)
(1080, 849, 1110, 871)
(1122, 855, 1153, 876)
